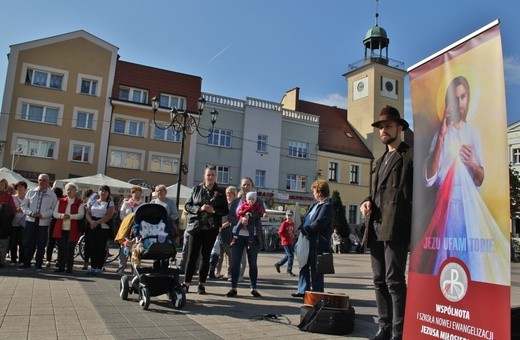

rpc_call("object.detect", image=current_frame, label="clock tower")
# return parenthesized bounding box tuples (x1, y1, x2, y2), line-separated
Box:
(344, 10, 407, 158)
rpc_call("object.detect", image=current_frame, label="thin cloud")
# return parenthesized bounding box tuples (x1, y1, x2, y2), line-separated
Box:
(207, 40, 236, 64)
(504, 55, 520, 86)
(310, 93, 348, 109)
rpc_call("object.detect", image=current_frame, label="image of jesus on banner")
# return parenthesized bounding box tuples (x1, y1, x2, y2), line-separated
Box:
(411, 75, 509, 285)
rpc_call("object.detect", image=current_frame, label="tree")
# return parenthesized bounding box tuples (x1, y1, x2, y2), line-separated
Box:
(331, 190, 349, 238)
(510, 165, 520, 219)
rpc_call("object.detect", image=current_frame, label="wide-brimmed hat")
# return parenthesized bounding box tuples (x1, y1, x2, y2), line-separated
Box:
(371, 106, 409, 131)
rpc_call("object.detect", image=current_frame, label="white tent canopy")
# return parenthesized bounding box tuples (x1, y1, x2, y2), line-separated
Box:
(0, 167, 37, 189)
(152, 183, 192, 204)
(53, 173, 152, 196)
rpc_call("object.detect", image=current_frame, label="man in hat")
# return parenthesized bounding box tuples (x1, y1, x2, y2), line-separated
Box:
(360, 106, 413, 340)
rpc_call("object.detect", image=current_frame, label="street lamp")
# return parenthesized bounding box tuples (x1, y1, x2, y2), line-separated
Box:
(151, 95, 218, 210)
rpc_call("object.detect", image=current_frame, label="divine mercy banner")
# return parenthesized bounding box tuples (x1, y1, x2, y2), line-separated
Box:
(404, 20, 510, 339)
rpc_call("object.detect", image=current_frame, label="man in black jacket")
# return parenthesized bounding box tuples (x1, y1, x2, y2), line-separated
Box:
(360, 106, 413, 340)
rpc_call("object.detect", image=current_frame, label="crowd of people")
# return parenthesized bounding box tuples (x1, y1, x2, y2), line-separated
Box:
(0, 132, 406, 340)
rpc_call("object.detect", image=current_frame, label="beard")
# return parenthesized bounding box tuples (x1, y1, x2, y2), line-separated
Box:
(381, 135, 397, 145)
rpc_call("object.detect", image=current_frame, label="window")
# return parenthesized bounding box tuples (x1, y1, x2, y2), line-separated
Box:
(255, 170, 266, 188)
(286, 174, 307, 192)
(513, 148, 520, 165)
(350, 164, 360, 184)
(153, 125, 181, 142)
(208, 128, 232, 147)
(109, 149, 143, 170)
(77, 73, 102, 96)
(25, 68, 63, 89)
(72, 144, 91, 162)
(118, 86, 148, 104)
(216, 166, 230, 184)
(348, 205, 358, 224)
(159, 94, 186, 110)
(257, 135, 268, 152)
(21, 103, 59, 125)
(80, 79, 97, 95)
(150, 155, 178, 174)
(14, 135, 58, 159)
(329, 162, 338, 181)
(75, 111, 95, 129)
(288, 141, 308, 158)
(114, 118, 145, 137)
(68, 140, 93, 163)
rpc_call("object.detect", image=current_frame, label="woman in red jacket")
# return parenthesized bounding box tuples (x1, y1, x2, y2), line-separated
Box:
(52, 183, 85, 273)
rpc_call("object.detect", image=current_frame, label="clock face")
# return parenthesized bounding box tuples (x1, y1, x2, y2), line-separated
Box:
(385, 80, 394, 92)
(381, 76, 398, 99)
(353, 77, 369, 100)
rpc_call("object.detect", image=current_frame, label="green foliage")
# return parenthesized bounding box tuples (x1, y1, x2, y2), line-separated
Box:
(331, 190, 349, 238)
(510, 165, 520, 219)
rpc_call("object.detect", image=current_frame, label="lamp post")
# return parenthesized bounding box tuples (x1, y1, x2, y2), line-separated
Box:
(151, 95, 218, 210)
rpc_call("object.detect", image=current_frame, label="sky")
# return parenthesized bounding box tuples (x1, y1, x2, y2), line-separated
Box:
(1, 0, 520, 127)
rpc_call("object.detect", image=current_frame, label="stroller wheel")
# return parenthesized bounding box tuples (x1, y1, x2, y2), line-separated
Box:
(120, 275, 130, 300)
(171, 287, 186, 309)
(139, 286, 151, 310)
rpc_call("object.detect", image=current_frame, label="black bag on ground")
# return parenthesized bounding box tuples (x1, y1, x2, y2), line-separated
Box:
(512, 306, 520, 339)
(298, 300, 355, 335)
(316, 252, 335, 274)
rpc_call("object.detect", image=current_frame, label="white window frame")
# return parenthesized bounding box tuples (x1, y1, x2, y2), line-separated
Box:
(159, 93, 187, 110)
(329, 161, 339, 182)
(513, 148, 520, 165)
(348, 204, 359, 224)
(112, 114, 148, 138)
(16, 98, 64, 126)
(257, 134, 268, 153)
(68, 140, 94, 163)
(108, 146, 145, 170)
(77, 73, 102, 96)
(21, 63, 68, 90)
(350, 164, 360, 184)
(148, 152, 179, 174)
(286, 174, 307, 192)
(255, 169, 266, 188)
(288, 140, 308, 159)
(12, 133, 60, 160)
(153, 122, 181, 142)
(72, 107, 98, 130)
(208, 128, 232, 148)
(216, 165, 230, 184)
(118, 86, 148, 104)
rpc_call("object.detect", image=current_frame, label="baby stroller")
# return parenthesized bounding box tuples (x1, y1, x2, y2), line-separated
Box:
(119, 203, 186, 310)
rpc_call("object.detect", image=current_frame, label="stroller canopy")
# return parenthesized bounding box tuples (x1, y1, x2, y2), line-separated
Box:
(135, 203, 169, 226)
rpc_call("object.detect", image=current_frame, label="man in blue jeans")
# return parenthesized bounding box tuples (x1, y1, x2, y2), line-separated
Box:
(20, 173, 58, 270)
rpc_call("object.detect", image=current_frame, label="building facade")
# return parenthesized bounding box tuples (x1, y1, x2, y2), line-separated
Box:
(195, 93, 320, 215)
(0, 22, 410, 228)
(0, 30, 118, 181)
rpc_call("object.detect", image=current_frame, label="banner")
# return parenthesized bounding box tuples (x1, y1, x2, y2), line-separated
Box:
(404, 20, 510, 339)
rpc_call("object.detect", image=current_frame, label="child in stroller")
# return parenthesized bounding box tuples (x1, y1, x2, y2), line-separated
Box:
(119, 203, 186, 310)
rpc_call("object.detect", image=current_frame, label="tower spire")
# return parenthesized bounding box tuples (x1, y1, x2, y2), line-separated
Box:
(364, 0, 389, 63)
(375, 0, 380, 26)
